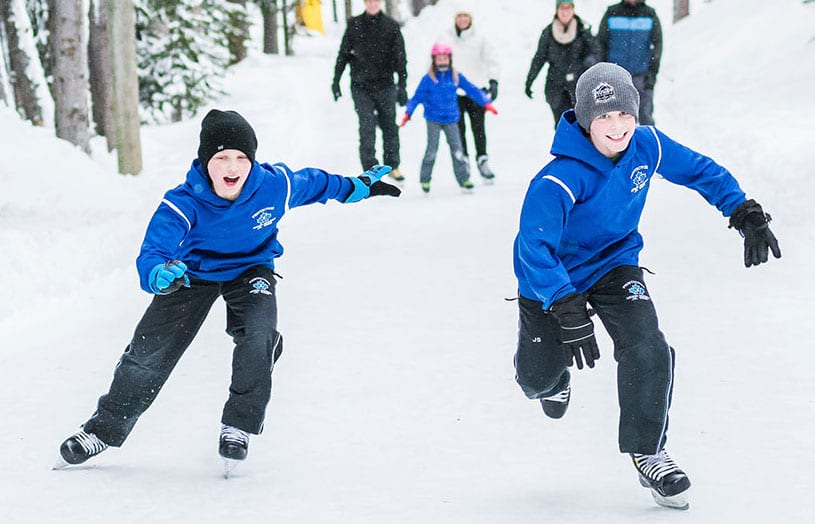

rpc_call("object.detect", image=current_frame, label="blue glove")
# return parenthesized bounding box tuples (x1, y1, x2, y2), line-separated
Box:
(344, 165, 401, 203)
(148, 260, 190, 295)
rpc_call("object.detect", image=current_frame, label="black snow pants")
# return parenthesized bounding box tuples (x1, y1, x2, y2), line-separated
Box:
(514, 265, 675, 455)
(83, 266, 283, 447)
(351, 83, 401, 171)
(456, 95, 487, 159)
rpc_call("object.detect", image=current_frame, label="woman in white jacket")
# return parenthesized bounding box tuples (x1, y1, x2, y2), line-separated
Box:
(444, 10, 500, 181)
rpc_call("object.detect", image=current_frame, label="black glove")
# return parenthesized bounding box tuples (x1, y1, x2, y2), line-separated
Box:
(344, 165, 402, 203)
(550, 293, 599, 370)
(644, 71, 657, 90)
(331, 81, 342, 101)
(524, 83, 533, 99)
(487, 79, 498, 101)
(396, 85, 408, 107)
(728, 199, 782, 267)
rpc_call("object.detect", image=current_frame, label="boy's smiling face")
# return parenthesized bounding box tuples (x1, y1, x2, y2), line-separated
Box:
(207, 149, 252, 201)
(589, 111, 637, 158)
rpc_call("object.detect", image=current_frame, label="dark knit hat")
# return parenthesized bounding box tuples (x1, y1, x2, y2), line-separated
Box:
(197, 109, 257, 172)
(574, 62, 640, 130)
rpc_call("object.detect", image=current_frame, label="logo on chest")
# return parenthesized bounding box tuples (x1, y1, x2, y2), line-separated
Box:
(252, 207, 277, 230)
(629, 164, 650, 194)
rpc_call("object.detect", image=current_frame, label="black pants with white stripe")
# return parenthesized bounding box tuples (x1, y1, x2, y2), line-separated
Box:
(83, 266, 283, 447)
(515, 265, 675, 455)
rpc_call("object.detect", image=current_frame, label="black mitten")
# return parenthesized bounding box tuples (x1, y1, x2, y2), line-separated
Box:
(396, 85, 408, 107)
(488, 79, 498, 101)
(728, 199, 781, 268)
(550, 293, 600, 370)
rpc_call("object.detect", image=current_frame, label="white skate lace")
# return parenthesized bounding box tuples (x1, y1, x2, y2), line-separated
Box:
(632, 449, 681, 481)
(542, 384, 571, 403)
(74, 430, 108, 455)
(220, 425, 249, 446)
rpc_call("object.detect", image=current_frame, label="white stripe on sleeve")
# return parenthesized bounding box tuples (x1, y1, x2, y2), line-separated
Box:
(542, 175, 576, 204)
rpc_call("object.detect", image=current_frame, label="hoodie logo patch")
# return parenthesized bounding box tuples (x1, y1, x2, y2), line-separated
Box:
(630, 165, 649, 193)
(623, 280, 650, 301)
(592, 82, 616, 104)
(249, 277, 273, 295)
(252, 207, 277, 230)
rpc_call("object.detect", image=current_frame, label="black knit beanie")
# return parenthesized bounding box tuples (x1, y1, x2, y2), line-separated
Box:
(197, 109, 258, 173)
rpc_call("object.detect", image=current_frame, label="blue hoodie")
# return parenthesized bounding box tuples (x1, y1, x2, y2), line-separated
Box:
(136, 160, 352, 293)
(405, 69, 490, 124)
(513, 110, 746, 309)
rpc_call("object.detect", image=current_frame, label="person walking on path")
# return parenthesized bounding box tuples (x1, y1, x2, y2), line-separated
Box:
(56, 109, 401, 475)
(595, 0, 663, 125)
(400, 42, 497, 194)
(444, 9, 500, 181)
(332, 0, 408, 182)
(513, 63, 780, 510)
(525, 0, 595, 127)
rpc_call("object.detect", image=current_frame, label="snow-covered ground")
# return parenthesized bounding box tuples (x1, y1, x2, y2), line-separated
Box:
(1, 0, 813, 522)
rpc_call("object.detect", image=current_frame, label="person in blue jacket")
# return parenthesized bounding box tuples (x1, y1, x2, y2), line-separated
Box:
(513, 63, 780, 509)
(399, 42, 497, 194)
(57, 110, 401, 472)
(595, 0, 662, 125)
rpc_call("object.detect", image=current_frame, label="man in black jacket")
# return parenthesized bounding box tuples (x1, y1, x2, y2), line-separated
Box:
(333, 0, 407, 182)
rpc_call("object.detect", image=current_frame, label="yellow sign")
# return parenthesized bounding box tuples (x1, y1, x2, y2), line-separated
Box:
(299, 0, 324, 35)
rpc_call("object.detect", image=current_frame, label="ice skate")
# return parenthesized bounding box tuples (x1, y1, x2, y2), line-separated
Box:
(420, 181, 431, 194)
(540, 384, 570, 419)
(631, 449, 691, 510)
(477, 155, 496, 183)
(220, 424, 249, 478)
(388, 168, 405, 183)
(54, 429, 109, 469)
(460, 179, 475, 194)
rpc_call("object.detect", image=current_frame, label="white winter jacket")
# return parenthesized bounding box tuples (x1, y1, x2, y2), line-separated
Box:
(443, 25, 500, 94)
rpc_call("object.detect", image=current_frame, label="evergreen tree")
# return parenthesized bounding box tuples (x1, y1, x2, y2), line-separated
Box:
(135, 0, 245, 123)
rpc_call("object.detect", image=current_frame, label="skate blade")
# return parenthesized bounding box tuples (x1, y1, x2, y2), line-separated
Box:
(481, 177, 495, 185)
(52, 456, 71, 470)
(223, 458, 240, 479)
(650, 489, 689, 510)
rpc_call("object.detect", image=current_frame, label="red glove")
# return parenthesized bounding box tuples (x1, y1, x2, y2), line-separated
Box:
(399, 113, 411, 127)
(484, 103, 498, 115)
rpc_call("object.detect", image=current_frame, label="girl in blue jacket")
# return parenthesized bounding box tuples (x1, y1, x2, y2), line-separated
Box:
(513, 63, 780, 510)
(57, 110, 400, 474)
(400, 42, 497, 193)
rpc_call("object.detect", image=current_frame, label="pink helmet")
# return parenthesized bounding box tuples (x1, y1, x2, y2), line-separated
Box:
(431, 42, 453, 56)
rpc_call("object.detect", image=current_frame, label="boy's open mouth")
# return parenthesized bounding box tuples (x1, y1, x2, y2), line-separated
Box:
(224, 176, 240, 185)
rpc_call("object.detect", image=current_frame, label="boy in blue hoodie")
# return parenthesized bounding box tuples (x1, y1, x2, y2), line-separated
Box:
(57, 110, 400, 473)
(400, 42, 497, 194)
(513, 63, 780, 509)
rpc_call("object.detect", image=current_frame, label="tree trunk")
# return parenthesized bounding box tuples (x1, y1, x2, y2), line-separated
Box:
(1, 0, 49, 126)
(50, 0, 91, 153)
(109, 0, 142, 175)
(384, 0, 399, 21)
(261, 0, 279, 54)
(673, 0, 690, 22)
(344, 0, 352, 19)
(227, 0, 249, 64)
(88, 0, 114, 151)
(331, 0, 338, 23)
(282, 0, 293, 56)
(411, 0, 437, 16)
